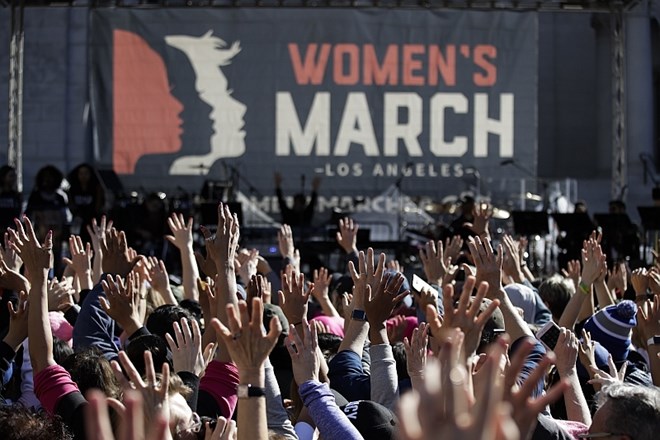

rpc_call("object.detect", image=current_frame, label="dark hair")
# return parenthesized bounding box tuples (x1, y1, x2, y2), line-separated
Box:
(146, 304, 195, 340)
(0, 165, 17, 192)
(317, 332, 342, 362)
(66, 163, 101, 191)
(34, 165, 64, 192)
(125, 334, 173, 376)
(391, 342, 409, 381)
(61, 347, 122, 400)
(0, 405, 73, 440)
(52, 337, 74, 365)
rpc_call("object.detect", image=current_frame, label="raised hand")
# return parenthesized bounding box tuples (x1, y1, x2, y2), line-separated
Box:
(578, 329, 597, 372)
(503, 340, 567, 439)
(463, 203, 492, 239)
(165, 212, 194, 250)
(47, 277, 75, 312)
(0, 256, 29, 293)
(607, 262, 628, 295)
(561, 260, 581, 291)
(205, 204, 240, 270)
(349, 247, 386, 296)
(235, 248, 258, 285)
(310, 267, 332, 303)
(100, 273, 142, 335)
(552, 328, 579, 377)
(403, 321, 429, 383)
(86, 215, 113, 254)
(419, 240, 450, 285)
(444, 235, 464, 268)
(588, 356, 627, 390)
(364, 273, 408, 335)
(277, 224, 295, 261)
(101, 228, 142, 277)
(3, 290, 29, 351)
(146, 256, 175, 304)
(285, 319, 320, 384)
(501, 235, 524, 282)
(437, 276, 500, 356)
(165, 317, 208, 377)
(0, 231, 22, 272)
(195, 229, 218, 279)
(397, 332, 517, 440)
(85, 389, 170, 440)
(580, 237, 607, 286)
(86, 216, 112, 282)
(112, 350, 171, 432)
(8, 216, 53, 276)
(278, 272, 309, 326)
(637, 296, 660, 344)
(467, 236, 503, 295)
(211, 297, 282, 372)
(336, 217, 359, 254)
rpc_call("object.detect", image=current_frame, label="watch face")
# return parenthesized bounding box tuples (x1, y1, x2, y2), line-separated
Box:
(237, 385, 248, 398)
(352, 309, 367, 321)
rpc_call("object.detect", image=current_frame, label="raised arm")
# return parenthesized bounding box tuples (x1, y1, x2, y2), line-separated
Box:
(205, 203, 241, 364)
(468, 236, 532, 343)
(165, 213, 200, 302)
(559, 237, 605, 330)
(211, 298, 281, 440)
(10, 217, 54, 374)
(552, 328, 591, 425)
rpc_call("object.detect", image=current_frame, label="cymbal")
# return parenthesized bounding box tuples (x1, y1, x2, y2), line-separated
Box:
(423, 202, 458, 215)
(492, 207, 510, 220)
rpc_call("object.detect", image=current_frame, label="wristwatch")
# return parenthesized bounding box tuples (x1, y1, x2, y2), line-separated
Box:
(647, 336, 660, 347)
(351, 309, 368, 321)
(237, 384, 266, 399)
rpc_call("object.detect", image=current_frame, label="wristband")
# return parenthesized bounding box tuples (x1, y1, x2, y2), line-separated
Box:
(237, 384, 266, 398)
(647, 336, 660, 347)
(351, 309, 368, 321)
(578, 281, 591, 295)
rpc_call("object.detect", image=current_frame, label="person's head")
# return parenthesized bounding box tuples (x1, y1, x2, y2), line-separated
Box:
(125, 334, 173, 376)
(0, 405, 73, 440)
(0, 165, 17, 192)
(52, 336, 74, 365)
(589, 383, 660, 440)
(574, 200, 588, 213)
(146, 304, 195, 341)
(61, 347, 122, 400)
(68, 163, 99, 190)
(340, 400, 398, 440)
(583, 300, 637, 363)
(34, 165, 64, 193)
(538, 275, 575, 321)
(609, 200, 627, 214)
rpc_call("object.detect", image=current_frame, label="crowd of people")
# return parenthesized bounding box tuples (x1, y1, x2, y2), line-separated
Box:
(0, 166, 659, 439)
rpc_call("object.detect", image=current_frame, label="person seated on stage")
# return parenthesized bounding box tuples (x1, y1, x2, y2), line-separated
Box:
(274, 172, 321, 228)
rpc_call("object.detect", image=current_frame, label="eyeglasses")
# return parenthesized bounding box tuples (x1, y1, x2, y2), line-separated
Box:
(176, 412, 202, 436)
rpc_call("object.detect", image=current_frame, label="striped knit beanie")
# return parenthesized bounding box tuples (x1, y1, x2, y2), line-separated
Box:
(583, 300, 637, 362)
